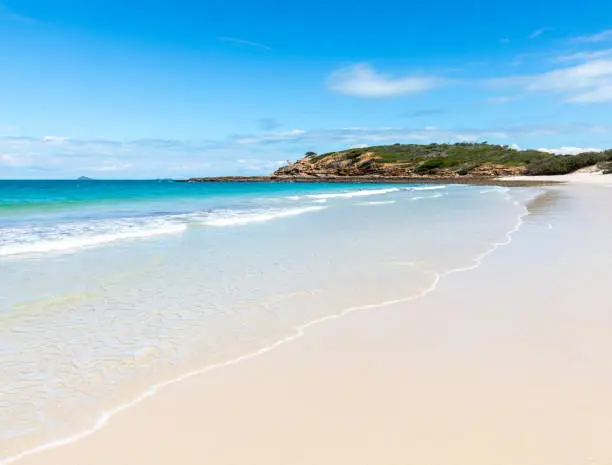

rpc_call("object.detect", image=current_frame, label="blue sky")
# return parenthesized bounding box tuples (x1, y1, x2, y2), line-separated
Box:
(2, 0, 612, 178)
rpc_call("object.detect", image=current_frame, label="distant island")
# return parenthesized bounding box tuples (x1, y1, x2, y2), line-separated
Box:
(181, 142, 612, 183)
(76, 176, 95, 181)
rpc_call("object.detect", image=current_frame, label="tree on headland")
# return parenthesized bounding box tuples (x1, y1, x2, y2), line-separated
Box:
(305, 151, 317, 157)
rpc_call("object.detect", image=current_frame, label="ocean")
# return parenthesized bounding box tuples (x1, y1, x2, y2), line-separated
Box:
(0, 180, 539, 461)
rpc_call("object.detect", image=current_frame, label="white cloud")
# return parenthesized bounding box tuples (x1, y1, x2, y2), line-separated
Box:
(555, 49, 612, 62)
(2, 123, 610, 179)
(228, 125, 586, 147)
(572, 29, 612, 43)
(495, 58, 612, 103)
(236, 129, 305, 145)
(43, 136, 69, 143)
(538, 146, 603, 155)
(0, 153, 22, 166)
(529, 59, 612, 102)
(89, 163, 133, 172)
(529, 27, 552, 39)
(328, 64, 444, 98)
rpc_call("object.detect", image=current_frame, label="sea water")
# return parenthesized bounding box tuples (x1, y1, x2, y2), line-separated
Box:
(0, 180, 539, 460)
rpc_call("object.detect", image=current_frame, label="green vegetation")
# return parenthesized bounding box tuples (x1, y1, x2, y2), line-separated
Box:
(278, 143, 612, 177)
(527, 150, 612, 175)
(316, 142, 555, 173)
(415, 158, 447, 173)
(308, 143, 612, 175)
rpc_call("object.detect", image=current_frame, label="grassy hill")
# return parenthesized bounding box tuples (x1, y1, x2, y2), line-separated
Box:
(274, 143, 612, 177)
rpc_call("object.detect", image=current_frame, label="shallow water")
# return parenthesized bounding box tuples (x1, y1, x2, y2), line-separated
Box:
(0, 180, 539, 460)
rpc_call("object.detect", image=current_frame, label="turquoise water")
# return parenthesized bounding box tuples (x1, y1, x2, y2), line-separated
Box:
(1, 179, 391, 226)
(0, 180, 405, 256)
(0, 180, 539, 460)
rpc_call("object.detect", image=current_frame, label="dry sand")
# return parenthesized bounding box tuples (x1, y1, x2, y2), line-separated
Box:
(10, 184, 612, 465)
(502, 169, 612, 185)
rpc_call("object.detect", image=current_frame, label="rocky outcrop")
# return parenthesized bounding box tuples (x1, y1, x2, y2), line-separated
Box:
(273, 152, 528, 178)
(274, 152, 388, 177)
(465, 164, 527, 177)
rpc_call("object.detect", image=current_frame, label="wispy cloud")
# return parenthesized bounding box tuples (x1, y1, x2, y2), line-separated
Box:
(224, 124, 599, 148)
(538, 146, 603, 155)
(555, 49, 612, 62)
(328, 64, 445, 98)
(89, 163, 134, 172)
(572, 29, 612, 43)
(234, 129, 306, 145)
(0, 3, 36, 24)
(0, 153, 24, 167)
(2, 123, 611, 179)
(492, 58, 612, 103)
(500, 38, 511, 44)
(43, 135, 70, 143)
(529, 27, 552, 39)
(217, 37, 271, 51)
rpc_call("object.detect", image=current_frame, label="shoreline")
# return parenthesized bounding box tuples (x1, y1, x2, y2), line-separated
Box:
(3, 187, 535, 465)
(7, 181, 612, 465)
(177, 175, 562, 187)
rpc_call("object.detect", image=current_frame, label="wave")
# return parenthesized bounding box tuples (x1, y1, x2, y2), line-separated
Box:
(409, 185, 446, 191)
(0, 206, 328, 257)
(288, 187, 399, 200)
(0, 219, 187, 257)
(411, 193, 444, 200)
(358, 200, 397, 206)
(479, 187, 508, 194)
(195, 206, 326, 227)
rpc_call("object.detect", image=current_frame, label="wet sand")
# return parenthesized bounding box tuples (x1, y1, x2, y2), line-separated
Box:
(10, 184, 612, 465)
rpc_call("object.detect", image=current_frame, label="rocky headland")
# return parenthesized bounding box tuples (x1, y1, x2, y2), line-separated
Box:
(181, 142, 612, 183)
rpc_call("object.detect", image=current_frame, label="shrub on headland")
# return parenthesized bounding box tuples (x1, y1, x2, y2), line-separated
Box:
(415, 158, 447, 173)
(526, 150, 612, 175)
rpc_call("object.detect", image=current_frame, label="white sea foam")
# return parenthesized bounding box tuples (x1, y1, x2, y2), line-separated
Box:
(0, 189, 538, 465)
(198, 206, 326, 227)
(358, 200, 396, 206)
(410, 185, 446, 191)
(289, 187, 400, 200)
(411, 193, 444, 200)
(0, 206, 328, 257)
(0, 219, 187, 257)
(478, 187, 509, 195)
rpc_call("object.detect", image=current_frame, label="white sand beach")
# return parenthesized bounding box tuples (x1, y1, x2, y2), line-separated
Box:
(502, 169, 612, 185)
(8, 182, 612, 465)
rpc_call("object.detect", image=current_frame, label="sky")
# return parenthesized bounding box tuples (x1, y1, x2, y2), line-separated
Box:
(2, 0, 612, 179)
